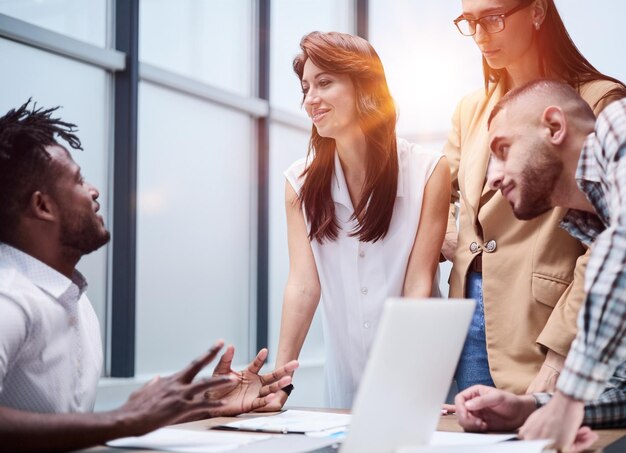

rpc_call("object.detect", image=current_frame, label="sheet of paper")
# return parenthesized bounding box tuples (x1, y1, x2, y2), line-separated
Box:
(397, 439, 552, 453)
(222, 409, 351, 434)
(106, 427, 273, 453)
(430, 431, 517, 445)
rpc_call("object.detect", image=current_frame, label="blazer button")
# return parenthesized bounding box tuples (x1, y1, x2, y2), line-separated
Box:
(469, 242, 479, 253)
(485, 240, 497, 253)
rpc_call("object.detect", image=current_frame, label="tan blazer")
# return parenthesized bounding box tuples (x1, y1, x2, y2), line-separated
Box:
(444, 79, 621, 394)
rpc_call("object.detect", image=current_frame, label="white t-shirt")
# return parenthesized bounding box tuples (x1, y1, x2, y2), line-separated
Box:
(285, 138, 442, 408)
(0, 243, 103, 413)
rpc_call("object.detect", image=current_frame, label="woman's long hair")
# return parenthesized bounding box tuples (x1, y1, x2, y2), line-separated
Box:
(293, 31, 398, 243)
(483, 0, 626, 103)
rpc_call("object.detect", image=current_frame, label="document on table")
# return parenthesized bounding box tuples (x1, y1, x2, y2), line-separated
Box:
(430, 431, 517, 445)
(398, 439, 552, 453)
(396, 432, 550, 452)
(106, 427, 274, 452)
(218, 409, 351, 434)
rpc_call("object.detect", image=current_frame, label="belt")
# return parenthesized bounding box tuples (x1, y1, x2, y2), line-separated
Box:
(469, 254, 482, 273)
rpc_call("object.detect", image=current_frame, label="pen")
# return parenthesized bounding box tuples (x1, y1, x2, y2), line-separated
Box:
(212, 425, 292, 434)
(249, 426, 289, 434)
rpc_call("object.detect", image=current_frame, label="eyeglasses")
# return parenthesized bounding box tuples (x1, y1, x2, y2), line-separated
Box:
(453, 1, 533, 36)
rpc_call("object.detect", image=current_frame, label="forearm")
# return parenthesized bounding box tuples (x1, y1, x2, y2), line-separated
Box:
(580, 382, 626, 428)
(526, 349, 566, 394)
(558, 293, 626, 400)
(515, 394, 540, 428)
(446, 204, 458, 236)
(404, 237, 442, 298)
(441, 211, 458, 262)
(534, 381, 626, 429)
(403, 274, 434, 298)
(558, 335, 621, 402)
(0, 407, 129, 453)
(557, 228, 626, 400)
(409, 158, 450, 286)
(275, 284, 319, 368)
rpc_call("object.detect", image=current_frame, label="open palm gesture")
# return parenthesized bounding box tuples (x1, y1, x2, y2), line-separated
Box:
(205, 345, 298, 416)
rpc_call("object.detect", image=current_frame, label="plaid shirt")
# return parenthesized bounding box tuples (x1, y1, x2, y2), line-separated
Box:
(554, 98, 626, 423)
(535, 364, 626, 428)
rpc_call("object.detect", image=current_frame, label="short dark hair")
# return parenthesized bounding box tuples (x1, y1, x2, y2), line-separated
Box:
(0, 99, 82, 241)
(487, 78, 595, 129)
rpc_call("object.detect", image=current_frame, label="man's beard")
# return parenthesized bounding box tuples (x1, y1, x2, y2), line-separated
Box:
(512, 148, 563, 221)
(59, 210, 110, 256)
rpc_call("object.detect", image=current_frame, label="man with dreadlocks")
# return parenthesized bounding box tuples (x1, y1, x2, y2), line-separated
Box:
(0, 100, 297, 452)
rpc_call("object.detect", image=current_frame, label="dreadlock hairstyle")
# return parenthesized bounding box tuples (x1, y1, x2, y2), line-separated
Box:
(0, 99, 82, 241)
(293, 31, 398, 243)
(482, 0, 626, 106)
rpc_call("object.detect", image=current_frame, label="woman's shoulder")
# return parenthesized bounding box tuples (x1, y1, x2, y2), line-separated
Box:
(578, 79, 626, 114)
(285, 156, 308, 174)
(460, 86, 490, 105)
(460, 80, 502, 107)
(397, 137, 443, 181)
(579, 78, 623, 96)
(397, 137, 442, 161)
(452, 82, 502, 122)
(284, 156, 309, 192)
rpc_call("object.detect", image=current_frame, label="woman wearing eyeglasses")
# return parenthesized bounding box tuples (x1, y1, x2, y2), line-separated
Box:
(444, 0, 626, 395)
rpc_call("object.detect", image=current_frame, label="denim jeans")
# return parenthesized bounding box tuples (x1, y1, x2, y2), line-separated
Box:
(454, 271, 495, 392)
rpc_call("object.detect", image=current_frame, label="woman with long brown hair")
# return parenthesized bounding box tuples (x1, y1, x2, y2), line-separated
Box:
(270, 31, 450, 409)
(444, 0, 626, 395)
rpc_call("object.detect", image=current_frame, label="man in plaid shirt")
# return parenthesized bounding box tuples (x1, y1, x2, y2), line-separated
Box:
(454, 79, 626, 452)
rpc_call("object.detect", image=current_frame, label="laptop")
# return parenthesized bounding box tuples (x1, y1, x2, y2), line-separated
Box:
(311, 297, 475, 453)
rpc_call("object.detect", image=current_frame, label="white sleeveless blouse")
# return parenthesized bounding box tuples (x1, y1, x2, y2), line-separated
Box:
(284, 138, 442, 408)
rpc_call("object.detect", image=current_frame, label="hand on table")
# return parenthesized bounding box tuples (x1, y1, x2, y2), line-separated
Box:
(519, 390, 595, 452)
(442, 403, 456, 414)
(454, 385, 536, 432)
